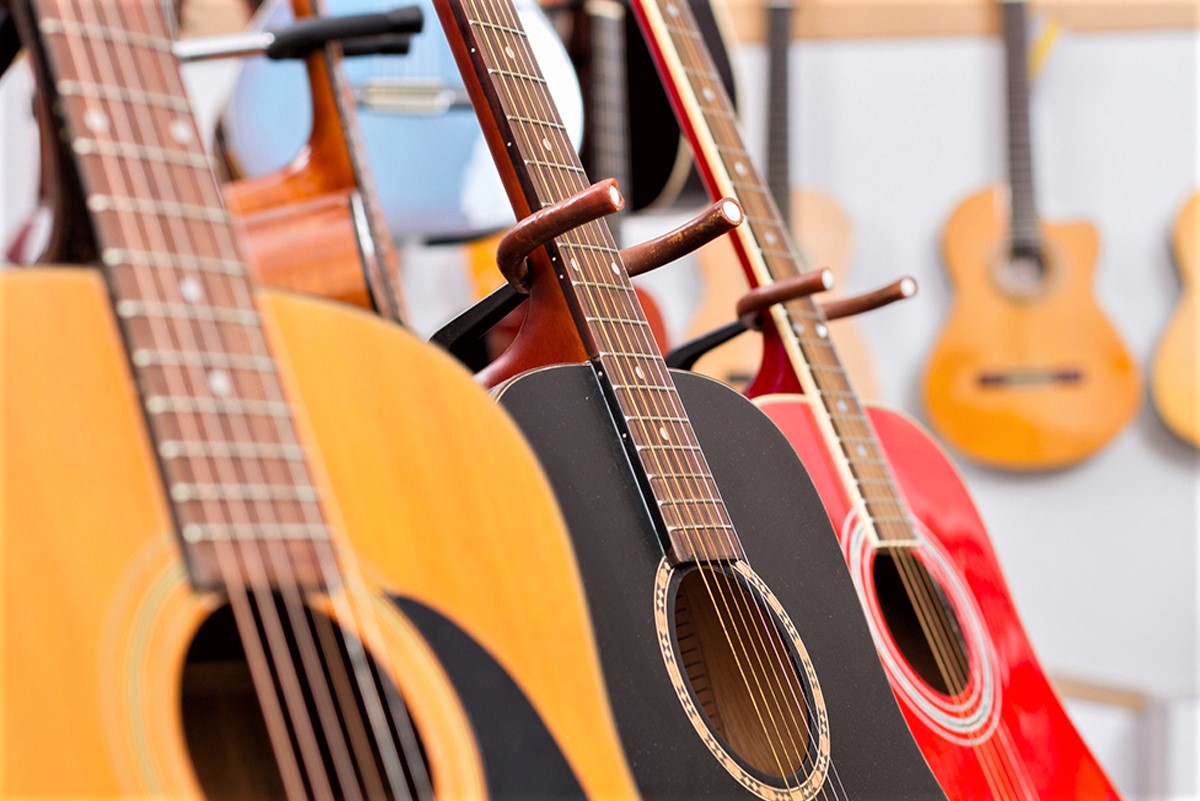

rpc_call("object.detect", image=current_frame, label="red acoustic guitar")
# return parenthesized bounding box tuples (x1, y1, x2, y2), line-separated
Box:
(632, 0, 1121, 796)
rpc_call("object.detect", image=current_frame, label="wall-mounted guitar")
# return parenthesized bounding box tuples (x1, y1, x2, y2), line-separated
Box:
(1, 0, 643, 796)
(1151, 190, 1199, 446)
(637, 0, 1121, 795)
(433, 0, 947, 795)
(923, 0, 1139, 470)
(223, 0, 583, 241)
(685, 0, 877, 397)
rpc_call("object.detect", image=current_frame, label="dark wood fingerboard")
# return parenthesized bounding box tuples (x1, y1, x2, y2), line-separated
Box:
(436, 0, 742, 563)
(18, 0, 334, 586)
(1002, 0, 1040, 252)
(764, 0, 791, 220)
(631, 0, 918, 547)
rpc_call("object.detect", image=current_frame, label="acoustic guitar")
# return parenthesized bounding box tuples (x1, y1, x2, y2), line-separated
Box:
(923, 0, 1139, 470)
(1, 1, 640, 796)
(685, 0, 874, 396)
(629, 0, 1121, 795)
(1151, 190, 1199, 446)
(434, 0, 948, 796)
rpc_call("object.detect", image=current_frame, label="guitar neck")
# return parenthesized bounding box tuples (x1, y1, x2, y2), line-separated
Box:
(435, 0, 742, 564)
(309, 0, 407, 322)
(631, 0, 917, 547)
(585, 0, 631, 240)
(764, 0, 790, 220)
(1002, 0, 1040, 250)
(15, 0, 334, 587)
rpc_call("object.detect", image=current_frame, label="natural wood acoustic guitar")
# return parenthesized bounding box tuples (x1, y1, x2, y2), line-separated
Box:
(1151, 190, 1199, 446)
(1, 1, 641, 796)
(686, 0, 875, 397)
(435, 0, 948, 795)
(629, 0, 1122, 795)
(923, 0, 1139, 470)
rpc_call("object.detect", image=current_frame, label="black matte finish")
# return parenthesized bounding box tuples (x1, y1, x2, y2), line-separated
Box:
(498, 365, 946, 800)
(393, 597, 586, 800)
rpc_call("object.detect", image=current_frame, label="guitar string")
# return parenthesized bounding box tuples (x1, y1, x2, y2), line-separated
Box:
(83, 3, 368, 797)
(655, 0, 1031, 794)
(105, 4, 386, 796)
(462, 0, 811, 789)
(465, 0, 838, 791)
(66, 1, 419, 796)
(50, 1, 328, 795)
(640, 2, 859, 797)
(146, 0, 431, 792)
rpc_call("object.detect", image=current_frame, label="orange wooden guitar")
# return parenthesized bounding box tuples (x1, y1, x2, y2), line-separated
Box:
(1, 1, 640, 796)
(923, 0, 1138, 470)
(686, 0, 876, 396)
(1151, 190, 1199, 446)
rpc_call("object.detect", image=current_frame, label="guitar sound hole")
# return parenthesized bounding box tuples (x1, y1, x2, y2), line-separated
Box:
(997, 244, 1047, 296)
(181, 600, 427, 800)
(673, 566, 813, 779)
(873, 552, 970, 697)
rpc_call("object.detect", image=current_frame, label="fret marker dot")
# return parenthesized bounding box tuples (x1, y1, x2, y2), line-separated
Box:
(856, 444, 868, 457)
(505, 45, 515, 58)
(611, 260, 620, 274)
(635, 365, 645, 379)
(169, 118, 193, 144)
(837, 399, 849, 412)
(702, 87, 715, 101)
(793, 322, 805, 334)
(208, 370, 232, 396)
(659, 426, 671, 441)
(764, 231, 778, 245)
(542, 136, 552, 150)
(815, 323, 828, 338)
(666, 2, 679, 15)
(734, 161, 747, 176)
(179, 277, 203, 302)
(570, 257, 580, 271)
(84, 108, 109, 133)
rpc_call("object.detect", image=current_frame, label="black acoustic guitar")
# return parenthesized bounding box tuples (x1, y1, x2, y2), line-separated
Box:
(433, 0, 948, 796)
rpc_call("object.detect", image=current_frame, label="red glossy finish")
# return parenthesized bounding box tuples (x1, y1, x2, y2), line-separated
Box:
(754, 384, 1120, 800)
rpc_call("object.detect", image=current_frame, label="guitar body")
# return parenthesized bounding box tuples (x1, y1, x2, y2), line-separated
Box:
(0, 269, 637, 799)
(1151, 191, 1199, 446)
(223, 0, 582, 241)
(496, 364, 946, 800)
(924, 186, 1140, 469)
(754, 392, 1119, 799)
(689, 189, 878, 396)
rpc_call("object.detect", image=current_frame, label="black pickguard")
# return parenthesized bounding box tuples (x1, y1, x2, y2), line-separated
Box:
(391, 597, 585, 800)
(497, 365, 946, 800)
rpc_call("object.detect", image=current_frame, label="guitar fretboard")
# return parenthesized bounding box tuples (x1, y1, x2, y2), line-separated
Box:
(764, 0, 791, 220)
(27, 0, 333, 586)
(633, 0, 918, 546)
(440, 0, 741, 563)
(1003, 0, 1040, 251)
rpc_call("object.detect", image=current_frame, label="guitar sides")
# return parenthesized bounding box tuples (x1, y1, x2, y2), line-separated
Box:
(0, 270, 637, 798)
(1151, 191, 1199, 446)
(924, 186, 1140, 469)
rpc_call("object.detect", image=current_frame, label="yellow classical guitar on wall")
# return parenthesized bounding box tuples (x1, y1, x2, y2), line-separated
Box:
(1152, 191, 1200, 446)
(923, 0, 1139, 470)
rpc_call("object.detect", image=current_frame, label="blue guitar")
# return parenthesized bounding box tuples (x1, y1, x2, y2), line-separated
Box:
(223, 0, 583, 241)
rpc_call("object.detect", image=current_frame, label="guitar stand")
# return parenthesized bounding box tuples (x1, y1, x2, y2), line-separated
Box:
(666, 274, 917, 371)
(173, 5, 424, 63)
(432, 185, 744, 370)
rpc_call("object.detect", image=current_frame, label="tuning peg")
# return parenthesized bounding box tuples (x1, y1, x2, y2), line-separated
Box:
(735, 269, 834, 330)
(496, 179, 624, 293)
(621, 198, 744, 277)
(820, 276, 917, 321)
